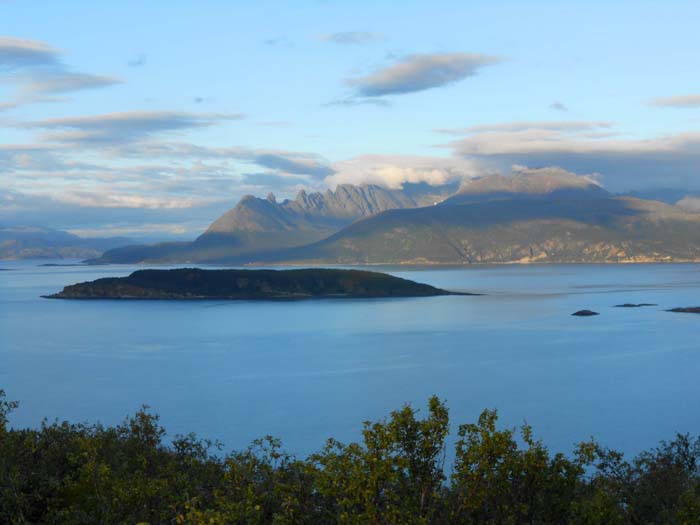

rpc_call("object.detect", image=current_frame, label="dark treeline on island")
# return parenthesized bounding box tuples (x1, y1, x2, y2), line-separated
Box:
(44, 268, 466, 300)
(2, 391, 700, 524)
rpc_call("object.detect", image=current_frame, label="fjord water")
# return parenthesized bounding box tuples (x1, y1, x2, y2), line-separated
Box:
(1, 262, 699, 459)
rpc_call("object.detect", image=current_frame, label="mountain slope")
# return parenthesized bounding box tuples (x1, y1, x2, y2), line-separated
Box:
(271, 195, 700, 265)
(442, 169, 608, 205)
(90, 173, 700, 266)
(92, 183, 457, 264)
(0, 226, 132, 260)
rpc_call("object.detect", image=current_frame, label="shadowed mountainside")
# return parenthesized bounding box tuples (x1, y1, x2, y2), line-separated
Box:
(92, 183, 457, 264)
(89, 173, 700, 266)
(270, 195, 700, 265)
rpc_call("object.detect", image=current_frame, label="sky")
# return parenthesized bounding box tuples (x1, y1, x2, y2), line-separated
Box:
(2, 0, 700, 239)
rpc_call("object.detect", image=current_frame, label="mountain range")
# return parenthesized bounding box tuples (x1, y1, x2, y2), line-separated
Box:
(90, 171, 700, 265)
(0, 226, 131, 260)
(92, 182, 458, 263)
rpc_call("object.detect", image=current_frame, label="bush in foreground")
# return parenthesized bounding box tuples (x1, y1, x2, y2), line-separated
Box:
(1, 390, 699, 524)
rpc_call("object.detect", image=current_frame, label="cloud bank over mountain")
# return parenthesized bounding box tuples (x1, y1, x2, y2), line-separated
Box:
(326, 155, 479, 189)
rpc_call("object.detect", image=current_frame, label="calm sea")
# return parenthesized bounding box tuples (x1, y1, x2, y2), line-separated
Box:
(1, 261, 699, 459)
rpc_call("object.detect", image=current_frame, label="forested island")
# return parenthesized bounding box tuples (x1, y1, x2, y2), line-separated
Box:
(44, 268, 465, 300)
(1, 390, 699, 524)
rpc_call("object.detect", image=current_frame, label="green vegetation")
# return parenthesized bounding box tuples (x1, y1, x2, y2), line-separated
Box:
(45, 268, 463, 300)
(2, 391, 700, 524)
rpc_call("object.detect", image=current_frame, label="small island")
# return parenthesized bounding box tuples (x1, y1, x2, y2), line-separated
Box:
(44, 268, 469, 300)
(615, 303, 657, 308)
(667, 307, 700, 314)
(572, 309, 599, 317)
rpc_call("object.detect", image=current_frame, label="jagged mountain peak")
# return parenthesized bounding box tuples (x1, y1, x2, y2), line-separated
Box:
(94, 182, 457, 263)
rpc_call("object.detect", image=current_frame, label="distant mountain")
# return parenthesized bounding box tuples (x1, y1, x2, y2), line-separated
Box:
(92, 183, 458, 264)
(442, 169, 608, 205)
(90, 173, 700, 266)
(0, 226, 132, 260)
(273, 192, 700, 264)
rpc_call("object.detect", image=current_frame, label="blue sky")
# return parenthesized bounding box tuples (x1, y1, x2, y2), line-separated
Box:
(2, 1, 700, 238)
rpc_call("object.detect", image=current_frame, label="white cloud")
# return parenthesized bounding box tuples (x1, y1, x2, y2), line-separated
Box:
(67, 223, 190, 238)
(676, 196, 700, 212)
(326, 154, 481, 189)
(46, 191, 210, 209)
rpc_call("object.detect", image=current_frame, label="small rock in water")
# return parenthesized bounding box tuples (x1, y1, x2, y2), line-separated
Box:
(668, 307, 700, 314)
(615, 303, 657, 308)
(572, 309, 599, 317)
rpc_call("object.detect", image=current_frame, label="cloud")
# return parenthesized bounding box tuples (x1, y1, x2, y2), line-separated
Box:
(676, 196, 700, 213)
(444, 121, 700, 191)
(436, 121, 613, 135)
(241, 172, 309, 187)
(648, 94, 700, 108)
(252, 153, 334, 177)
(326, 154, 480, 189)
(106, 141, 333, 178)
(0, 35, 122, 106)
(320, 32, 385, 45)
(346, 52, 502, 97)
(0, 189, 228, 240)
(23, 111, 245, 145)
(0, 36, 58, 69)
(67, 223, 190, 238)
(18, 71, 122, 95)
(54, 192, 207, 209)
(0, 143, 107, 173)
(550, 101, 567, 111)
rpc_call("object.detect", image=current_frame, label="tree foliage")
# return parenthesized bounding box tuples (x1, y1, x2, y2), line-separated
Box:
(1, 389, 699, 524)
